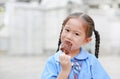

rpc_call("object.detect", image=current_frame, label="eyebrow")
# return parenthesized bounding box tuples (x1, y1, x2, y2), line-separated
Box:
(64, 25, 82, 34)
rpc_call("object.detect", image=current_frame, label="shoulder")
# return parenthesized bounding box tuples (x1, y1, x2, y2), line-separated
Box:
(45, 50, 62, 64)
(87, 53, 106, 71)
(81, 48, 100, 66)
(41, 52, 61, 79)
(43, 54, 58, 72)
(80, 48, 98, 62)
(87, 54, 110, 79)
(45, 54, 56, 65)
(88, 53, 98, 60)
(87, 53, 99, 64)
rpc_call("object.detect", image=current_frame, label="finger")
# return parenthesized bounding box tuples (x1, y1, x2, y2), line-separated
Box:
(60, 53, 71, 64)
(67, 55, 71, 59)
(60, 53, 65, 62)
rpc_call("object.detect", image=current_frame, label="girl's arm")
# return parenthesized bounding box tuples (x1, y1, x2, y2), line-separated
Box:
(57, 53, 72, 79)
(41, 53, 72, 79)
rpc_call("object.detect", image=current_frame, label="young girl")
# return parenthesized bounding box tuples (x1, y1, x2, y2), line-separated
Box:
(41, 12, 110, 79)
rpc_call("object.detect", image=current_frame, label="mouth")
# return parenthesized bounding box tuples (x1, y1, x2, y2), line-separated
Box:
(60, 40, 72, 54)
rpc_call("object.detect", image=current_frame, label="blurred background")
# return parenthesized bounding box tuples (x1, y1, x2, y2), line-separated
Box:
(0, 0, 120, 79)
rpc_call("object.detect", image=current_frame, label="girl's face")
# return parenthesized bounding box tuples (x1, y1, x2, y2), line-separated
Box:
(61, 18, 91, 52)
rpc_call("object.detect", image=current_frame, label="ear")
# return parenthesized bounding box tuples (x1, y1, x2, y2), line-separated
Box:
(83, 37, 92, 45)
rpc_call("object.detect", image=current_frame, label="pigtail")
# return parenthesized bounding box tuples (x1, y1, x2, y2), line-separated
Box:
(56, 38, 61, 52)
(94, 30, 100, 58)
(56, 26, 63, 52)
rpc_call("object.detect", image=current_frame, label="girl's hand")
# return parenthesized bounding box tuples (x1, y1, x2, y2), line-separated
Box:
(59, 53, 72, 75)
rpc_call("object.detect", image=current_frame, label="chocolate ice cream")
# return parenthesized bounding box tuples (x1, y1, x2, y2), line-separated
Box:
(60, 41, 72, 54)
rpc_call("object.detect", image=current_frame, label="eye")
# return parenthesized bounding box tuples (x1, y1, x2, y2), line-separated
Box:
(65, 28, 70, 32)
(75, 33, 79, 36)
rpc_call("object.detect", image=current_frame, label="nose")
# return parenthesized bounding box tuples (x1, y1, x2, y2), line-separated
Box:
(66, 33, 73, 40)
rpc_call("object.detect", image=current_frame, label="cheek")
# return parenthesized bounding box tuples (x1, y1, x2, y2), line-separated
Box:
(72, 37, 86, 48)
(71, 39, 81, 49)
(71, 44, 80, 51)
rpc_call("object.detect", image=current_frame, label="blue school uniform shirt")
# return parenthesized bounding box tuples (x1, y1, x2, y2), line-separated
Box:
(41, 48, 110, 79)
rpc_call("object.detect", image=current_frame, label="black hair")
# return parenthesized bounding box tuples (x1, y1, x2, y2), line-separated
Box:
(56, 12, 100, 58)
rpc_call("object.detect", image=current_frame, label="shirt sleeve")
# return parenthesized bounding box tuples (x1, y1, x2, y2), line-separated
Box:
(41, 56, 58, 79)
(90, 55, 111, 79)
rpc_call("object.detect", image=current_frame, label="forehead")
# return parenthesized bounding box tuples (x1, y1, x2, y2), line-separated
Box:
(65, 18, 86, 32)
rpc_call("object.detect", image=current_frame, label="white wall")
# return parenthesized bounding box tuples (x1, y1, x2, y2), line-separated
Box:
(5, 2, 68, 55)
(3, 1, 120, 55)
